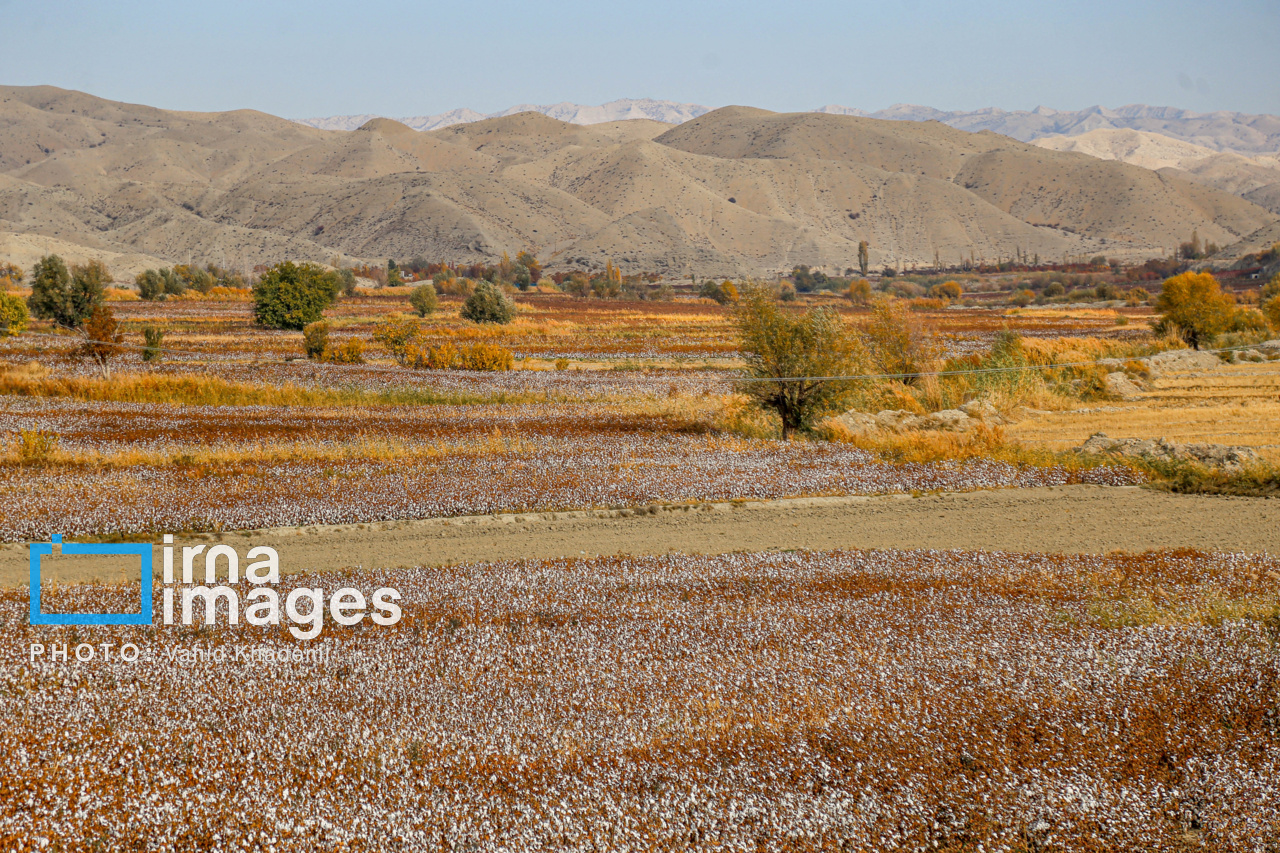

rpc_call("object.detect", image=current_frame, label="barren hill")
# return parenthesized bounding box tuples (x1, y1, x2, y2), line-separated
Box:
(0, 86, 1276, 277)
(1032, 129, 1280, 213)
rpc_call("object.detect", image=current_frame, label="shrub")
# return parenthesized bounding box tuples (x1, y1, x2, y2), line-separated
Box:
(142, 326, 164, 362)
(322, 339, 366, 364)
(423, 343, 459, 369)
(459, 342, 514, 371)
(554, 358, 570, 370)
(1154, 271, 1236, 349)
(848, 279, 873, 305)
(16, 428, 59, 466)
(1044, 281, 1065, 298)
(735, 284, 866, 439)
(252, 261, 339, 330)
(0, 292, 28, 337)
(655, 283, 676, 302)
(460, 281, 515, 324)
(409, 283, 438, 317)
(1011, 289, 1034, 307)
(372, 315, 421, 361)
(1125, 287, 1149, 307)
(303, 321, 330, 360)
(928, 281, 962, 300)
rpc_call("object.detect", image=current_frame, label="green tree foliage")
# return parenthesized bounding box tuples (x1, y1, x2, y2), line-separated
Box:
(28, 255, 109, 328)
(337, 268, 358, 298)
(409, 283, 438, 317)
(460, 281, 515, 324)
(136, 268, 186, 300)
(857, 240, 870, 276)
(0, 291, 29, 336)
(252, 261, 340, 330)
(387, 259, 403, 288)
(735, 285, 866, 439)
(1263, 295, 1280, 331)
(1154, 271, 1236, 349)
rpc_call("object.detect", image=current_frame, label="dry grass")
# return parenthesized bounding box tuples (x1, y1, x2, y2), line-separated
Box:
(1008, 361, 1280, 462)
(0, 361, 545, 407)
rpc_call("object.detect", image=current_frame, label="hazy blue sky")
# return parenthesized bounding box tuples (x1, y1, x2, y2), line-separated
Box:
(3, 0, 1278, 117)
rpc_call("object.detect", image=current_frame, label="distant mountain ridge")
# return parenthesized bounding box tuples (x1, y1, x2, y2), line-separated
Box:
(298, 99, 712, 132)
(300, 101, 1280, 157)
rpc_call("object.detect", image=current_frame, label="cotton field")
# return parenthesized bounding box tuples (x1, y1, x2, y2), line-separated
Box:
(0, 395, 1137, 541)
(2, 547, 1277, 851)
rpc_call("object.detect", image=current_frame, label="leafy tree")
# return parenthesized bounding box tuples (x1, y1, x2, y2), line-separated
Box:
(862, 297, 941, 384)
(252, 262, 339, 330)
(857, 240, 870, 276)
(409, 283, 438, 317)
(1263, 295, 1280, 331)
(735, 285, 866, 439)
(1261, 272, 1280, 304)
(28, 255, 108, 328)
(81, 305, 124, 378)
(460, 281, 515, 324)
(0, 262, 23, 288)
(0, 291, 29, 336)
(515, 251, 542, 286)
(387, 259, 403, 288)
(1154, 271, 1235, 349)
(142, 326, 164, 362)
(136, 267, 186, 300)
(337, 268, 358, 298)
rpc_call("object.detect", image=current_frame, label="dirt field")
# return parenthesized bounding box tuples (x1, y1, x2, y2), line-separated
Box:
(8, 484, 1279, 587)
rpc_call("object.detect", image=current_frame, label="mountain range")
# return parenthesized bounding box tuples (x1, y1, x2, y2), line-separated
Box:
(301, 101, 1280, 156)
(1, 85, 1276, 278)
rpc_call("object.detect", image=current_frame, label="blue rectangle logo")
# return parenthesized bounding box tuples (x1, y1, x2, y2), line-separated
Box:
(29, 535, 153, 626)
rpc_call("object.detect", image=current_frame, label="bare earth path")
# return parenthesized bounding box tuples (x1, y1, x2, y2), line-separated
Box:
(4, 485, 1279, 587)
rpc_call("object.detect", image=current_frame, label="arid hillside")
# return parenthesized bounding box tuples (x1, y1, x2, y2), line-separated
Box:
(1033, 128, 1280, 213)
(1, 86, 1276, 277)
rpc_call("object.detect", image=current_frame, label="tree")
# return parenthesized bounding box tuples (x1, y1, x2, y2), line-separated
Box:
(928, 281, 962, 300)
(735, 285, 866, 439)
(857, 240, 870, 276)
(460, 281, 515, 324)
(81, 305, 124, 378)
(28, 255, 108, 328)
(337, 268, 358, 298)
(387, 259, 403, 287)
(1154, 271, 1235, 349)
(862, 297, 941, 384)
(252, 261, 340, 330)
(0, 262, 23, 288)
(409, 283, 438, 317)
(516, 251, 542, 286)
(0, 292, 29, 337)
(1263, 295, 1280, 331)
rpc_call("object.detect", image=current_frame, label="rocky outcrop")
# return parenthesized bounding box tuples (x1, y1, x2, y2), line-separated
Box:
(832, 399, 1006, 435)
(1075, 432, 1261, 471)
(1103, 371, 1145, 400)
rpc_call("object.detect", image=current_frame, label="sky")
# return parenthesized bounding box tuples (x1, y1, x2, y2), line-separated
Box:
(2, 0, 1278, 118)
